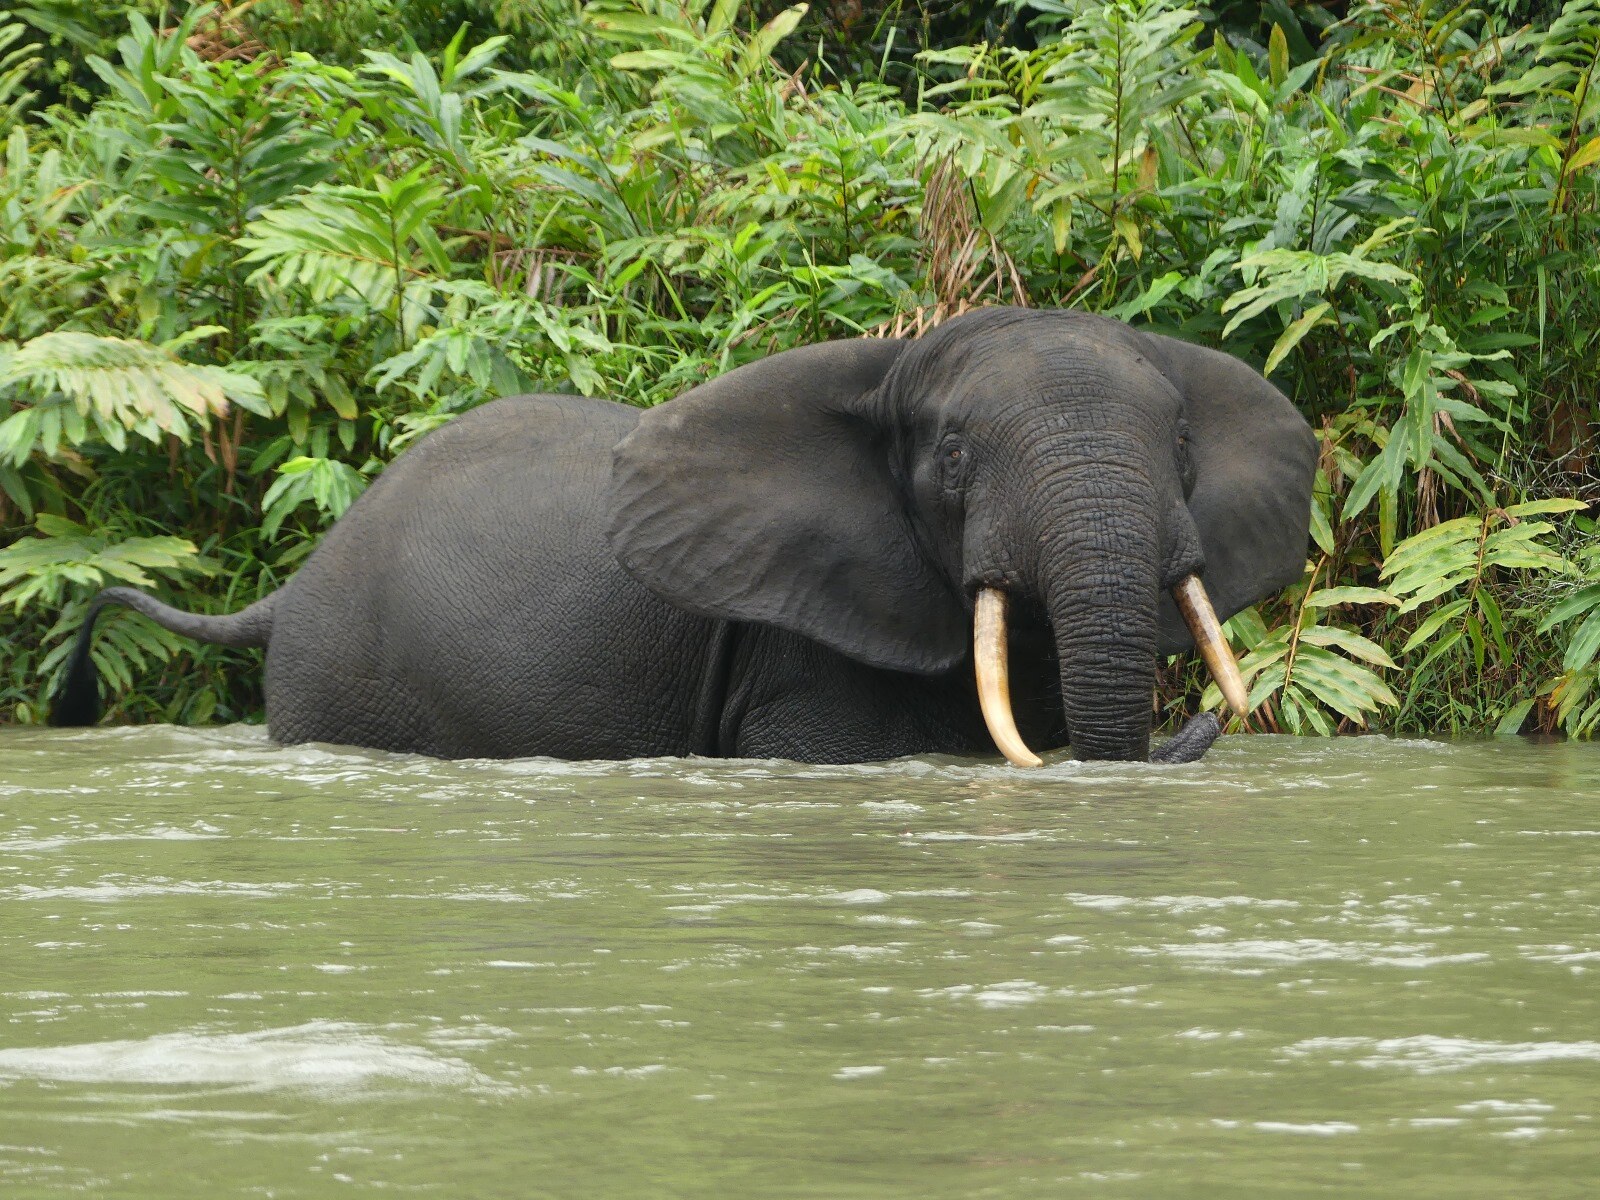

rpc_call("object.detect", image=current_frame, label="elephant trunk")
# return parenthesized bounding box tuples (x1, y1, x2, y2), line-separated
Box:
(973, 433, 1252, 765)
(973, 570, 1244, 763)
(1041, 532, 1160, 764)
(1031, 436, 1163, 762)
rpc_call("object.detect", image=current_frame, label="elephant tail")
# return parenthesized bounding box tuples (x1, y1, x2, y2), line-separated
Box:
(48, 587, 276, 727)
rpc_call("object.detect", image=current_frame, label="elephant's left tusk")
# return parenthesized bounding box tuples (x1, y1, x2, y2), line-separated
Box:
(974, 588, 1043, 768)
(1173, 575, 1249, 719)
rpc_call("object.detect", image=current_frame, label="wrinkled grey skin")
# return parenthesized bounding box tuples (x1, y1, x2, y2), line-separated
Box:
(52, 308, 1316, 763)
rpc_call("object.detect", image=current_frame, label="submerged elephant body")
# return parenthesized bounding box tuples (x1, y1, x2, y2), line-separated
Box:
(62, 394, 1005, 760)
(52, 309, 1317, 763)
(267, 392, 995, 760)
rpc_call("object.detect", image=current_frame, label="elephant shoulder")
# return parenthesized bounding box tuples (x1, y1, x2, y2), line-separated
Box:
(303, 393, 637, 544)
(360, 393, 635, 489)
(416, 393, 640, 459)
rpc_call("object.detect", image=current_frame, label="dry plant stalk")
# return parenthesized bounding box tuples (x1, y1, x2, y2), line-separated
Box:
(177, 1, 270, 63)
(868, 157, 1029, 340)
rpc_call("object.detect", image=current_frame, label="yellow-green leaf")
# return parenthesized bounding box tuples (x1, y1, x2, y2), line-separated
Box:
(1567, 135, 1600, 173)
(1268, 24, 1288, 89)
(1304, 586, 1400, 609)
(1264, 301, 1332, 376)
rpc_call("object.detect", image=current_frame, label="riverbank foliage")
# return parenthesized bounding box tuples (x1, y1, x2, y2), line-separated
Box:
(1, 0, 1597, 739)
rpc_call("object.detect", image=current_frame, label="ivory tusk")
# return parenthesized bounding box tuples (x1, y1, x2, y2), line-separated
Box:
(1173, 575, 1250, 719)
(974, 588, 1043, 768)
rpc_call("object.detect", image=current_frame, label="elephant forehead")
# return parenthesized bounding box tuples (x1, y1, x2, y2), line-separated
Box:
(909, 307, 1137, 362)
(891, 315, 1181, 420)
(934, 364, 1186, 438)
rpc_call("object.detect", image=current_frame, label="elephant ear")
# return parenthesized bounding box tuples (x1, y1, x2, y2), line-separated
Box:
(1143, 333, 1318, 630)
(607, 339, 968, 674)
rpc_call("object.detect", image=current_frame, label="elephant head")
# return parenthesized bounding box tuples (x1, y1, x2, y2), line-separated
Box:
(606, 307, 1317, 763)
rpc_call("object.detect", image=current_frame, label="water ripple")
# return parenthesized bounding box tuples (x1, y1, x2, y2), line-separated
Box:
(0, 1022, 509, 1094)
(1286, 1035, 1600, 1073)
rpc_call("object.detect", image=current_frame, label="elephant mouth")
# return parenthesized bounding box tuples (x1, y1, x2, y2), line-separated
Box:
(972, 579, 1248, 767)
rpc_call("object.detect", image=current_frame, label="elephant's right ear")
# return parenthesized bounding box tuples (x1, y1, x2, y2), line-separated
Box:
(606, 339, 969, 675)
(1140, 331, 1318, 630)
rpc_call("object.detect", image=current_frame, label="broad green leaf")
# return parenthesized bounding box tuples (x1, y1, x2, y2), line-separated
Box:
(1401, 597, 1471, 654)
(1494, 698, 1537, 736)
(1304, 586, 1400, 608)
(1298, 626, 1399, 668)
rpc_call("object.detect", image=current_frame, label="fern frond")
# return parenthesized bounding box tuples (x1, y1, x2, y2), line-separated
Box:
(0, 331, 266, 460)
(0, 21, 40, 132)
(0, 515, 215, 611)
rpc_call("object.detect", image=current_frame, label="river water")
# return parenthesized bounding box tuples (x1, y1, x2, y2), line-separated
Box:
(1, 726, 1596, 1197)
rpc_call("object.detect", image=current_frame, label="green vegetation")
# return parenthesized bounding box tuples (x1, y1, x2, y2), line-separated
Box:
(1, 0, 1597, 739)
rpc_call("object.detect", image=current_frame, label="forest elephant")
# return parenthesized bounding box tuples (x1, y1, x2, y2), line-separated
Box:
(51, 307, 1317, 765)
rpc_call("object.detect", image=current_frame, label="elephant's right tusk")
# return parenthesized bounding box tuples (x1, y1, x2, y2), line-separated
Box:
(974, 588, 1044, 768)
(1173, 574, 1250, 719)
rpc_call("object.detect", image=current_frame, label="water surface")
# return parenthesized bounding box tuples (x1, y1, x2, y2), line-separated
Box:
(2, 727, 1597, 1196)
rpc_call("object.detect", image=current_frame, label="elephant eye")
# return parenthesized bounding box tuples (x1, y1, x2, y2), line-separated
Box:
(936, 436, 969, 490)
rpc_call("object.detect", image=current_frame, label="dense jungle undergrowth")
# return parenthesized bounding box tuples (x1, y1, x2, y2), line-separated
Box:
(1, 0, 1598, 741)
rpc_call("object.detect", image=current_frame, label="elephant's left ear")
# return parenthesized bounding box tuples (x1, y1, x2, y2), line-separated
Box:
(607, 339, 969, 674)
(1143, 333, 1318, 624)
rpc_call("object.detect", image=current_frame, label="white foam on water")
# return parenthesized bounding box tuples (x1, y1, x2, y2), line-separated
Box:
(830, 943, 903, 958)
(1065, 893, 1299, 914)
(1287, 1035, 1600, 1074)
(971, 980, 1050, 1008)
(0, 1022, 506, 1094)
(569, 1063, 669, 1079)
(1140, 939, 1490, 968)
(604, 1063, 667, 1078)
(861, 800, 924, 815)
(833, 1065, 886, 1080)
(424, 889, 533, 903)
(1456, 1099, 1555, 1114)
(1520, 948, 1600, 964)
(821, 889, 890, 905)
(0, 823, 226, 853)
(10, 880, 298, 902)
(1252, 1121, 1360, 1136)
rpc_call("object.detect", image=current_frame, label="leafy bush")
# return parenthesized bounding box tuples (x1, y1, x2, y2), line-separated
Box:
(1, 0, 1596, 740)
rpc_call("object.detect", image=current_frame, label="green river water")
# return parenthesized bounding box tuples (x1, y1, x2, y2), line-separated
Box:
(1, 726, 1596, 1198)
